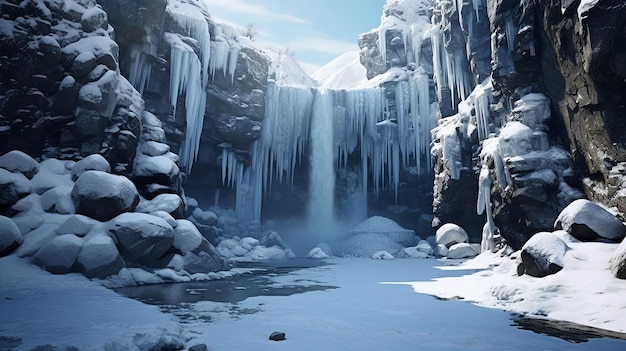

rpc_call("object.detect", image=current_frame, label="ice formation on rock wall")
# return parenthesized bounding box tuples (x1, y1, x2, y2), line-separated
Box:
(164, 0, 242, 173)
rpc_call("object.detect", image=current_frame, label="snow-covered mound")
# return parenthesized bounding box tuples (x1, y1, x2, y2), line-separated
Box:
(348, 216, 417, 246)
(312, 51, 368, 89)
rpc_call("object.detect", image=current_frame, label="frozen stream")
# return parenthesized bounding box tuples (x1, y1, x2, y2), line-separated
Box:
(116, 258, 626, 350)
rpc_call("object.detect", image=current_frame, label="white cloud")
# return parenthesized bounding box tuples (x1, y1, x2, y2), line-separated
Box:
(202, 0, 311, 25)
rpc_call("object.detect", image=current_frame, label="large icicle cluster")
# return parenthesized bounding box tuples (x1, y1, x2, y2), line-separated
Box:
(222, 72, 434, 221)
(163, 0, 242, 174)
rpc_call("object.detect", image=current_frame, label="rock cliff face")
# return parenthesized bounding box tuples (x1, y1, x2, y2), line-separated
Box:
(428, 0, 625, 249)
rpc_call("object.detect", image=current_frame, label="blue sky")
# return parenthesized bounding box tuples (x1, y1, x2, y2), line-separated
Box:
(202, 0, 386, 74)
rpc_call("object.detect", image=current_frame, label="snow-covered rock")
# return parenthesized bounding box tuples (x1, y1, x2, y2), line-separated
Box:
(192, 207, 218, 226)
(108, 213, 175, 264)
(340, 233, 404, 257)
(434, 244, 449, 258)
(307, 247, 330, 259)
(71, 170, 139, 221)
(133, 155, 179, 185)
(446, 243, 480, 259)
(11, 214, 45, 235)
(609, 237, 626, 279)
(173, 219, 203, 253)
(519, 232, 569, 277)
(0, 216, 22, 256)
(149, 211, 178, 229)
(435, 223, 469, 248)
(56, 215, 97, 237)
(554, 199, 626, 242)
(348, 216, 417, 246)
(71, 154, 111, 181)
(416, 240, 434, 255)
(40, 186, 75, 214)
(34, 234, 83, 274)
(136, 194, 184, 218)
(31, 166, 74, 194)
(77, 234, 125, 279)
(398, 246, 429, 259)
(0, 169, 32, 209)
(372, 250, 395, 260)
(0, 150, 39, 179)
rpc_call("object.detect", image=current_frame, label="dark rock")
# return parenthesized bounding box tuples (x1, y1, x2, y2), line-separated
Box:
(80, 6, 108, 32)
(71, 170, 139, 221)
(269, 332, 286, 341)
(188, 344, 208, 351)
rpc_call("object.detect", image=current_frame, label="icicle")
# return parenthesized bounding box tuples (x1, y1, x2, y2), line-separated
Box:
(505, 16, 517, 53)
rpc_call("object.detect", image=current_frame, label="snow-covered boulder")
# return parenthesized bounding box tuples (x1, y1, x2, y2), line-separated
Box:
(192, 208, 218, 226)
(398, 247, 429, 259)
(133, 155, 179, 185)
(372, 250, 395, 260)
(261, 231, 291, 251)
(71, 154, 111, 181)
(136, 194, 184, 218)
(446, 243, 480, 259)
(0, 216, 22, 256)
(610, 238, 626, 279)
(554, 199, 626, 241)
(435, 223, 469, 248)
(56, 215, 97, 237)
(519, 232, 568, 277)
(138, 141, 170, 157)
(11, 214, 45, 235)
(71, 171, 139, 221)
(34, 234, 83, 274)
(416, 240, 434, 255)
(40, 186, 75, 214)
(307, 247, 330, 259)
(348, 216, 417, 246)
(108, 213, 175, 264)
(169, 248, 225, 274)
(150, 211, 178, 228)
(340, 233, 404, 257)
(173, 219, 203, 253)
(0, 150, 39, 179)
(31, 166, 73, 194)
(77, 235, 125, 279)
(0, 169, 32, 210)
(434, 244, 449, 258)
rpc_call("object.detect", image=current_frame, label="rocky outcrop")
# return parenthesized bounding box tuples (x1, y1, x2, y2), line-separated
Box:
(0, 0, 144, 172)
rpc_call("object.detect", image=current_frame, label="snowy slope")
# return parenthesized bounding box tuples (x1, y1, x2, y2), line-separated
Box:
(311, 51, 368, 89)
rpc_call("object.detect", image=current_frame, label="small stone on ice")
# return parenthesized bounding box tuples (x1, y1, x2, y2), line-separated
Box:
(269, 331, 286, 341)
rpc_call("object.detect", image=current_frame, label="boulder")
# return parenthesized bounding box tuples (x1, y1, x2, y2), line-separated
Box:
(34, 234, 83, 274)
(56, 215, 97, 237)
(172, 219, 203, 253)
(434, 244, 449, 258)
(76, 234, 125, 278)
(435, 223, 469, 248)
(71, 171, 139, 221)
(340, 233, 404, 257)
(519, 232, 568, 278)
(40, 186, 76, 214)
(0, 216, 22, 256)
(133, 155, 179, 185)
(31, 166, 74, 194)
(610, 238, 626, 279)
(269, 332, 286, 341)
(192, 208, 218, 226)
(71, 154, 111, 180)
(136, 194, 185, 218)
(0, 169, 32, 210)
(554, 199, 626, 241)
(348, 216, 417, 246)
(446, 243, 479, 259)
(0, 150, 39, 179)
(170, 245, 225, 274)
(109, 213, 175, 264)
(307, 247, 330, 259)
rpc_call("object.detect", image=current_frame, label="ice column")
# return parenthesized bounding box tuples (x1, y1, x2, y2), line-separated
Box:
(308, 89, 336, 237)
